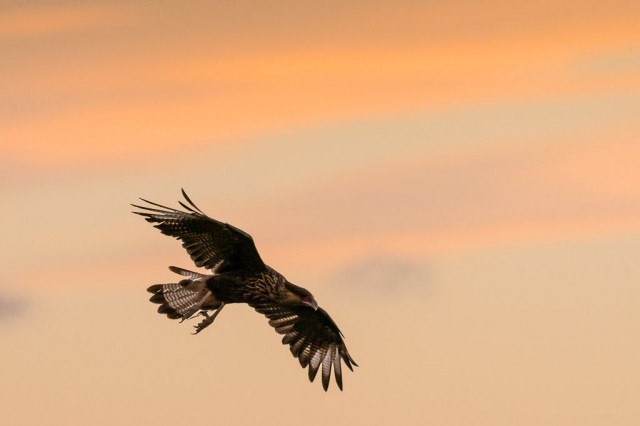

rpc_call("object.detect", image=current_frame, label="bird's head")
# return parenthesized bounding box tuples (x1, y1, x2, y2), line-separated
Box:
(284, 282, 319, 310)
(300, 293, 319, 310)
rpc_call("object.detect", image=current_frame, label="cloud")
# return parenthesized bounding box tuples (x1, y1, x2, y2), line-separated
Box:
(0, 293, 27, 321)
(0, 3, 135, 40)
(329, 255, 430, 299)
(3, 0, 638, 170)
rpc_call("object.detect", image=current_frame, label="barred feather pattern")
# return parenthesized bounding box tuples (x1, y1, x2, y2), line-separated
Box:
(252, 302, 358, 391)
(241, 267, 289, 301)
(134, 190, 358, 391)
(147, 272, 216, 320)
(131, 190, 265, 273)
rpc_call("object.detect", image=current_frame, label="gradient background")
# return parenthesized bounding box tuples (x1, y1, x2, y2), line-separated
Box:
(2, 1, 640, 425)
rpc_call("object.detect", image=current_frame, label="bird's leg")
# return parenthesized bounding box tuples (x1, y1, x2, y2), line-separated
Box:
(179, 309, 204, 323)
(192, 303, 226, 335)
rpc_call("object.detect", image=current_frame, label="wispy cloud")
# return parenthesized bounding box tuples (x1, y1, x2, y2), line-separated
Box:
(0, 293, 27, 321)
(328, 255, 430, 299)
(0, 3, 136, 40)
(2, 1, 637, 169)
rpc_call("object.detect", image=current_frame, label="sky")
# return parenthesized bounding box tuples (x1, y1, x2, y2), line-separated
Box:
(1, 1, 640, 425)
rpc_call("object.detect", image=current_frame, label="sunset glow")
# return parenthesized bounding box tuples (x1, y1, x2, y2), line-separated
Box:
(2, 1, 640, 425)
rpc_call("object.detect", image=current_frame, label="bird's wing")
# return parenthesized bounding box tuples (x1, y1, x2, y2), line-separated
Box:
(132, 189, 266, 273)
(251, 302, 358, 391)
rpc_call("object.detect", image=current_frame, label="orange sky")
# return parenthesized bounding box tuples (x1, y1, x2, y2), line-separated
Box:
(1, 1, 640, 425)
(2, 1, 639, 166)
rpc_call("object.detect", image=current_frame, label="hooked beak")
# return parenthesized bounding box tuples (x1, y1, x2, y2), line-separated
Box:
(302, 295, 318, 310)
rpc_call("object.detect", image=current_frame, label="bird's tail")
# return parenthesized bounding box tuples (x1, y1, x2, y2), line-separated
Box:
(147, 266, 218, 320)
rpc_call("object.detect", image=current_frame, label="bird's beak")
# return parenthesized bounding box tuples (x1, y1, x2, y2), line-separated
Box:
(302, 296, 319, 310)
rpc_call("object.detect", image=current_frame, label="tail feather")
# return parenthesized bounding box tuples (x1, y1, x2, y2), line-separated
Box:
(168, 266, 208, 280)
(147, 267, 218, 321)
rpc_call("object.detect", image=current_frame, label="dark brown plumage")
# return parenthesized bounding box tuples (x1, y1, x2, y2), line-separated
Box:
(132, 190, 357, 391)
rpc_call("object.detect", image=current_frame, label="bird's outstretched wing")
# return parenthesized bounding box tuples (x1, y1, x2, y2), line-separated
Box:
(251, 302, 358, 391)
(132, 189, 266, 273)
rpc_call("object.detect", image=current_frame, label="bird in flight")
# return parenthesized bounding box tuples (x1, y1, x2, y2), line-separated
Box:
(132, 190, 357, 391)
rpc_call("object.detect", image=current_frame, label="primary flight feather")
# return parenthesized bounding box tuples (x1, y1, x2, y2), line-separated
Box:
(132, 190, 357, 391)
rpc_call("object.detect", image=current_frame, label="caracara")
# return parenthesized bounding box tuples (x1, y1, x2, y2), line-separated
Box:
(132, 190, 357, 391)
